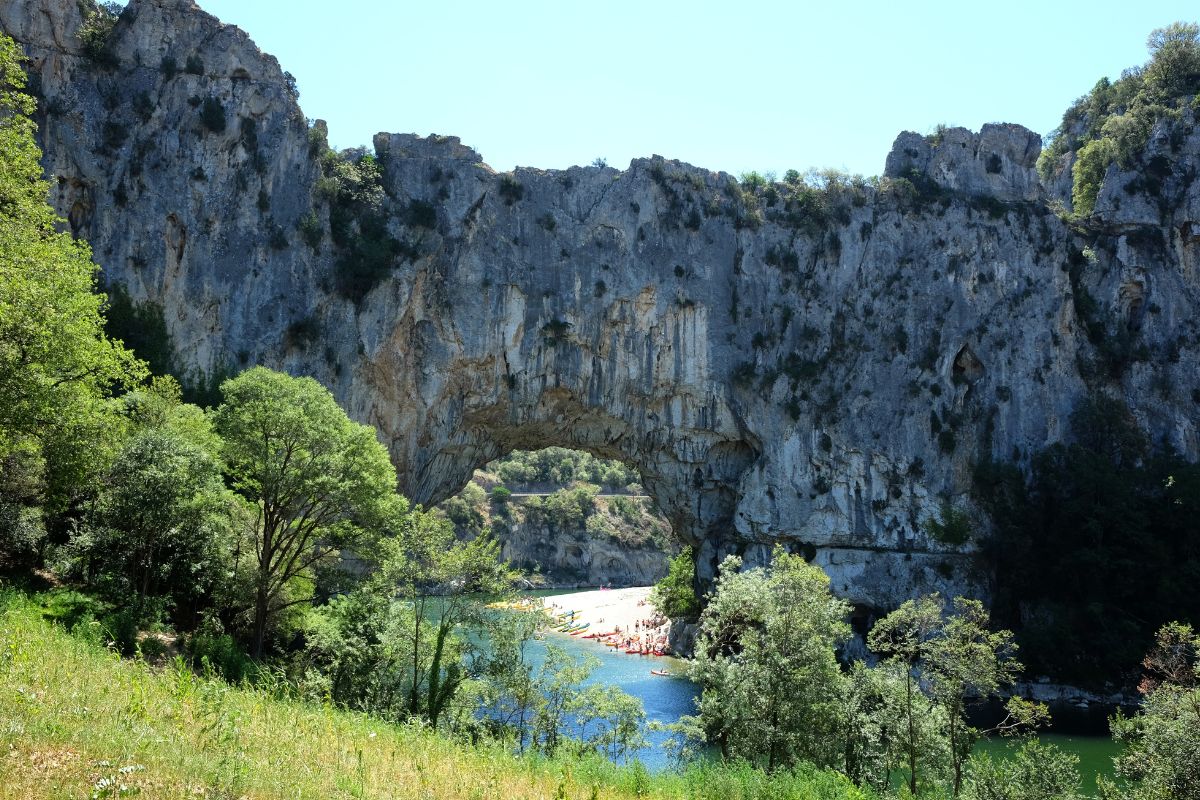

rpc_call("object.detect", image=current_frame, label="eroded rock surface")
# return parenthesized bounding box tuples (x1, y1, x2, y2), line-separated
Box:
(5, 0, 1199, 610)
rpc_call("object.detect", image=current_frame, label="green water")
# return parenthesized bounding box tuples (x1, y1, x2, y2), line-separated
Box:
(974, 733, 1121, 797)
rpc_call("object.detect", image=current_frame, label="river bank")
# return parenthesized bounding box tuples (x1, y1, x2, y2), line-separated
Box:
(541, 586, 673, 655)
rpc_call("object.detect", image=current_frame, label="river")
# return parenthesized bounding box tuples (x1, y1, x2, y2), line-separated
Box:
(521, 592, 1119, 793)
(537, 633, 1121, 795)
(526, 621, 698, 770)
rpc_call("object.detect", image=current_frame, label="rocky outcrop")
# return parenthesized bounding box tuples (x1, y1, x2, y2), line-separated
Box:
(496, 512, 672, 589)
(5, 0, 1199, 611)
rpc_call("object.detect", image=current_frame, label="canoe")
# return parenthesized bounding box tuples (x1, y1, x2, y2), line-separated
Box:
(651, 669, 671, 676)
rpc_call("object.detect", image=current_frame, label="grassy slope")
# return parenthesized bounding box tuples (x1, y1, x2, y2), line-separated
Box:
(0, 594, 871, 800)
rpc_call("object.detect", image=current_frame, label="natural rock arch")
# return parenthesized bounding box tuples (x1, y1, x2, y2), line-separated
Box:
(5, 0, 1199, 608)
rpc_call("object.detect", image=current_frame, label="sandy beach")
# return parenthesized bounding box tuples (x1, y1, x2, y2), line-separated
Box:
(541, 586, 673, 655)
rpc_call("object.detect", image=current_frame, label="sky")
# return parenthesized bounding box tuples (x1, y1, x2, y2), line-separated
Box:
(181, 0, 1197, 178)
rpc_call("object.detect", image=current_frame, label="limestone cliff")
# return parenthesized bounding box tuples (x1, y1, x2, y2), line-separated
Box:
(4, 0, 1199, 612)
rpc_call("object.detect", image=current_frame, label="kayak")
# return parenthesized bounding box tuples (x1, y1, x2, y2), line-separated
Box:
(651, 669, 671, 676)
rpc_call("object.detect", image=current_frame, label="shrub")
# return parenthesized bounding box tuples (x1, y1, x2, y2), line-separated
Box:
(285, 316, 321, 349)
(923, 503, 972, 546)
(160, 55, 177, 79)
(406, 199, 437, 229)
(489, 486, 512, 505)
(77, 2, 122, 68)
(189, 620, 257, 683)
(185, 54, 204, 75)
(267, 223, 288, 250)
(498, 175, 524, 205)
(541, 319, 571, 347)
(101, 121, 127, 153)
(200, 97, 226, 134)
(732, 361, 757, 388)
(299, 211, 323, 250)
(1071, 138, 1116, 215)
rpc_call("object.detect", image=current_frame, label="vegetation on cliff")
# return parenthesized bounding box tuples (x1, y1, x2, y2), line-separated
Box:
(437, 449, 676, 587)
(3, 15, 1200, 800)
(1038, 22, 1200, 214)
(975, 395, 1200, 688)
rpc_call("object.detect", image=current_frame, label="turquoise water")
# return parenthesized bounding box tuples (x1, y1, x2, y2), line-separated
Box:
(527, 626, 698, 770)
(515, 594, 1118, 791)
(533, 628, 1120, 792)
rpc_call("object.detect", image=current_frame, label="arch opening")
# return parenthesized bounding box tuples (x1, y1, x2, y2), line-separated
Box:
(435, 446, 682, 589)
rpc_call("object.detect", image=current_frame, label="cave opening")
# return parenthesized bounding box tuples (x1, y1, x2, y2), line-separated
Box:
(433, 446, 682, 590)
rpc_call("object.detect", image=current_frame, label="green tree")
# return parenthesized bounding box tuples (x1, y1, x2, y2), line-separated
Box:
(472, 609, 545, 751)
(529, 643, 647, 761)
(1143, 22, 1200, 98)
(304, 506, 518, 729)
(213, 367, 397, 657)
(650, 547, 699, 620)
(684, 548, 851, 771)
(82, 426, 231, 613)
(964, 740, 1084, 800)
(0, 33, 143, 524)
(974, 395, 1200, 687)
(1100, 622, 1200, 800)
(869, 595, 1037, 796)
(837, 659, 950, 793)
(370, 509, 516, 728)
(1070, 138, 1116, 215)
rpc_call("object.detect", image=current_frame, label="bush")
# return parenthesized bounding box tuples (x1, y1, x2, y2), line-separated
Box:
(200, 97, 226, 134)
(77, 2, 122, 68)
(498, 175, 524, 205)
(489, 486, 512, 505)
(189, 621, 257, 683)
(1071, 138, 1116, 215)
(406, 199, 437, 229)
(285, 316, 321, 349)
(923, 502, 972, 546)
(185, 54, 204, 75)
(650, 548, 699, 620)
(267, 222, 288, 250)
(298, 211, 323, 250)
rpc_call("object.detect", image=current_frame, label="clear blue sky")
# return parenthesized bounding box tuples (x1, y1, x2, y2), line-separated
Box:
(187, 0, 1196, 178)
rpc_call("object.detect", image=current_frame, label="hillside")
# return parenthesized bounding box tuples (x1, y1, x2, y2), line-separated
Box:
(0, 593, 869, 800)
(438, 448, 677, 587)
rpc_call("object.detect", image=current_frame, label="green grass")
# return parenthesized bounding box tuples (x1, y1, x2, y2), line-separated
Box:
(0, 589, 873, 799)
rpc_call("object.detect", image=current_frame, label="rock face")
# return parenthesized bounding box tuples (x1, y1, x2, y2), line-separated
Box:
(5, 0, 1199, 612)
(494, 507, 673, 589)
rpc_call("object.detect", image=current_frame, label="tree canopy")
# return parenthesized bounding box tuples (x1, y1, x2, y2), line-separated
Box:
(213, 366, 398, 656)
(684, 548, 851, 771)
(0, 33, 142, 549)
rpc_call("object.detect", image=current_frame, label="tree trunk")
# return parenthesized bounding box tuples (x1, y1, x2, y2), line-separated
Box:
(907, 671, 918, 797)
(251, 577, 270, 659)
